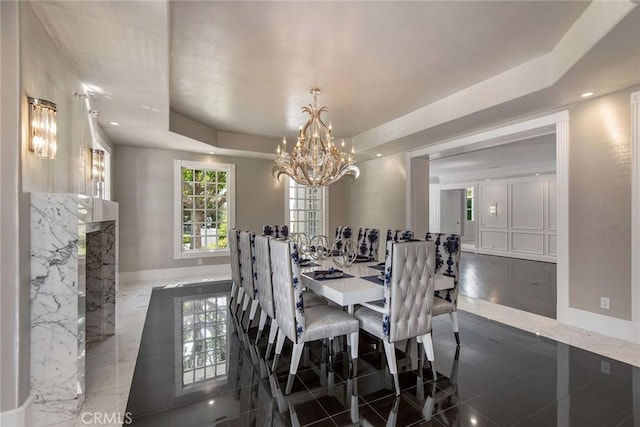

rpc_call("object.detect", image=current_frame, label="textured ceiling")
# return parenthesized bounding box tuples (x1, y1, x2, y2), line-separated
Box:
(28, 1, 639, 158)
(169, 1, 588, 139)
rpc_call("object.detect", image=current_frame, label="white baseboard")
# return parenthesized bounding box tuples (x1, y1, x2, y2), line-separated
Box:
(119, 264, 231, 283)
(561, 307, 640, 344)
(474, 247, 557, 263)
(0, 395, 33, 427)
(461, 243, 477, 253)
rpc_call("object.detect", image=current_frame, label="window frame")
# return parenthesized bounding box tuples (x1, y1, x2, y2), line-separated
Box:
(174, 160, 235, 259)
(466, 186, 475, 222)
(284, 177, 329, 237)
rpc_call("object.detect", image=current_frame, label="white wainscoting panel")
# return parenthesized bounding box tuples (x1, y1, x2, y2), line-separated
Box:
(511, 181, 544, 229)
(512, 232, 544, 255)
(549, 179, 557, 230)
(481, 230, 508, 250)
(480, 183, 508, 228)
(549, 234, 558, 256)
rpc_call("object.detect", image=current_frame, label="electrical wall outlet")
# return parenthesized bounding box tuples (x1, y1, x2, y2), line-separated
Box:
(600, 297, 610, 310)
(197, 258, 203, 265)
(601, 361, 611, 375)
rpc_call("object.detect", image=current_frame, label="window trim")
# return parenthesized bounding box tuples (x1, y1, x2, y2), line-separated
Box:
(284, 177, 329, 237)
(174, 160, 235, 259)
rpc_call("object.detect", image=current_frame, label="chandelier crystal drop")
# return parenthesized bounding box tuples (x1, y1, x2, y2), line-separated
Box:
(272, 88, 360, 188)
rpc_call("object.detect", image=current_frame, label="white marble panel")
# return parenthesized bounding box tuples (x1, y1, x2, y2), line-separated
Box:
(86, 220, 116, 342)
(30, 193, 84, 425)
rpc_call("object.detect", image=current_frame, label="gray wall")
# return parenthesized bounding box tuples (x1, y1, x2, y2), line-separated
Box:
(113, 146, 286, 272)
(1, 0, 26, 411)
(1, 1, 97, 411)
(569, 88, 633, 320)
(346, 152, 408, 238)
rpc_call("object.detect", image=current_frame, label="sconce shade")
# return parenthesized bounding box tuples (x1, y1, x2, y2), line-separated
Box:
(91, 148, 105, 198)
(28, 97, 57, 159)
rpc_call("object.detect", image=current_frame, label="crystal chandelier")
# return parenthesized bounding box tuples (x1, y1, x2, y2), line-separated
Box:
(272, 88, 360, 188)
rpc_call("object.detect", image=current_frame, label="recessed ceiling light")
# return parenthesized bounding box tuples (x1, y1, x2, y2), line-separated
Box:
(535, 173, 540, 176)
(208, 400, 214, 405)
(109, 121, 119, 126)
(208, 151, 214, 155)
(376, 153, 382, 157)
(82, 83, 104, 94)
(581, 92, 594, 98)
(485, 178, 491, 181)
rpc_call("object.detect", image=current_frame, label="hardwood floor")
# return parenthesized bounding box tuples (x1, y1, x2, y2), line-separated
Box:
(458, 252, 557, 319)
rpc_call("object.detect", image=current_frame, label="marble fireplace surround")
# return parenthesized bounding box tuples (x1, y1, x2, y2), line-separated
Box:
(30, 193, 119, 426)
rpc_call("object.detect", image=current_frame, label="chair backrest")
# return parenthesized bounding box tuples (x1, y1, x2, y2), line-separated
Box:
(335, 225, 353, 240)
(384, 229, 414, 260)
(356, 228, 380, 260)
(254, 235, 275, 319)
(382, 240, 436, 343)
(334, 226, 353, 252)
(263, 224, 289, 240)
(425, 233, 461, 304)
(386, 229, 414, 242)
(270, 239, 305, 344)
(239, 231, 257, 299)
(229, 229, 241, 289)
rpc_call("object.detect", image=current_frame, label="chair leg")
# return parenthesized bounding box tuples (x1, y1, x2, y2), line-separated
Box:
(246, 299, 259, 331)
(421, 332, 437, 381)
(449, 311, 460, 345)
(286, 343, 305, 394)
(265, 319, 278, 360)
(382, 341, 400, 396)
(242, 293, 250, 314)
(349, 332, 359, 377)
(271, 328, 286, 371)
(349, 332, 359, 362)
(236, 287, 245, 309)
(229, 282, 237, 306)
(256, 311, 268, 343)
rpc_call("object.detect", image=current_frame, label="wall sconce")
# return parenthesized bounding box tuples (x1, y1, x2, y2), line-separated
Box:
(91, 148, 105, 198)
(28, 97, 57, 159)
(489, 203, 498, 216)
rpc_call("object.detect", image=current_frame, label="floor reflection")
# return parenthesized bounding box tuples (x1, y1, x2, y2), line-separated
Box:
(126, 281, 637, 426)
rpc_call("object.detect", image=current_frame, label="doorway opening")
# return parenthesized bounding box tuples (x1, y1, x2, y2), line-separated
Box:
(409, 111, 569, 321)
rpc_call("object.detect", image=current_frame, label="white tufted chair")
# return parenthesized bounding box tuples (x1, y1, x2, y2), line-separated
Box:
(254, 235, 327, 358)
(354, 240, 437, 395)
(425, 232, 462, 345)
(228, 229, 242, 309)
(253, 235, 278, 356)
(239, 231, 260, 331)
(269, 239, 360, 395)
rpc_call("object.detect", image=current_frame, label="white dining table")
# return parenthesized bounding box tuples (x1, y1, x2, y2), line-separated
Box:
(300, 259, 383, 313)
(300, 259, 454, 313)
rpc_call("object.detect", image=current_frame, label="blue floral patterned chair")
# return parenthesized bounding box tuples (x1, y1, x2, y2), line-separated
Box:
(269, 239, 359, 394)
(356, 228, 380, 261)
(333, 225, 353, 252)
(384, 229, 414, 261)
(354, 240, 437, 395)
(425, 232, 462, 345)
(386, 229, 414, 242)
(262, 224, 289, 240)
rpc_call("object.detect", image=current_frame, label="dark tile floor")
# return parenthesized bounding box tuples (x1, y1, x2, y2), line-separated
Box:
(126, 281, 637, 426)
(458, 253, 557, 319)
